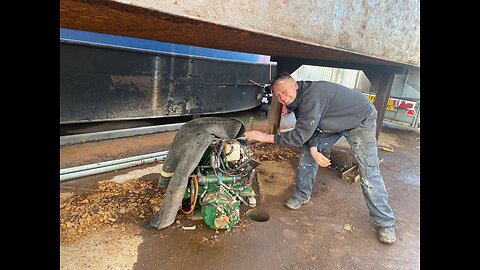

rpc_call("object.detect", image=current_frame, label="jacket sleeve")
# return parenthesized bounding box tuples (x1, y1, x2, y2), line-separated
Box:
(305, 131, 320, 149)
(274, 101, 327, 148)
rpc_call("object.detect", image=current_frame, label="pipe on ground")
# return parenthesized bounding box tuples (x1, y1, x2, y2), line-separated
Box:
(60, 151, 168, 182)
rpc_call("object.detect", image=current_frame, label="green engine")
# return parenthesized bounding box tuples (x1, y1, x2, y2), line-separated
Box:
(182, 138, 260, 231)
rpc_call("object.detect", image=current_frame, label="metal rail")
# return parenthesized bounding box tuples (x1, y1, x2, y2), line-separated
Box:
(60, 123, 185, 146)
(60, 151, 168, 182)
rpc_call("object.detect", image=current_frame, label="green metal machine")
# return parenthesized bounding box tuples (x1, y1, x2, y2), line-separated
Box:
(182, 138, 260, 231)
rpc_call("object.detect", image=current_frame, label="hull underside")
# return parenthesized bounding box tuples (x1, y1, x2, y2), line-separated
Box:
(60, 42, 274, 124)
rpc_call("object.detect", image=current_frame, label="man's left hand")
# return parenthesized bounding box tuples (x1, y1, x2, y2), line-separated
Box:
(310, 147, 331, 167)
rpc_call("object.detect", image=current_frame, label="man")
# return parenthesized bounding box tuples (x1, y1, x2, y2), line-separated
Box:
(244, 72, 396, 244)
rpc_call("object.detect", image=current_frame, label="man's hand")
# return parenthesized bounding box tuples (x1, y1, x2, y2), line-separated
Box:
(310, 147, 331, 167)
(244, 130, 274, 143)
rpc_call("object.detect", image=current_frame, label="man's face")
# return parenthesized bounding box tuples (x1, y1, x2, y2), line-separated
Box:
(272, 78, 298, 106)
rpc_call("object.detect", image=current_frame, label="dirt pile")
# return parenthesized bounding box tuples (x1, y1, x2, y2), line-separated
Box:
(249, 143, 300, 201)
(60, 179, 163, 244)
(251, 143, 300, 162)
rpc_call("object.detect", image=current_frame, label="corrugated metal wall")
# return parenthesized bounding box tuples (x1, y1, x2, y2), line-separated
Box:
(291, 65, 420, 127)
(292, 65, 333, 81)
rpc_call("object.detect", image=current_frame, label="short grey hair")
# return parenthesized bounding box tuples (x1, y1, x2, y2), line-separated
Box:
(269, 72, 293, 90)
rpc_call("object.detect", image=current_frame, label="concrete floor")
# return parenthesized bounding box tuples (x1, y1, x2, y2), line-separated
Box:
(60, 109, 420, 270)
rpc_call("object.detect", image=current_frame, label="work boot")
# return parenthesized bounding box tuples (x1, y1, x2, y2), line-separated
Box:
(285, 196, 310, 210)
(378, 225, 396, 244)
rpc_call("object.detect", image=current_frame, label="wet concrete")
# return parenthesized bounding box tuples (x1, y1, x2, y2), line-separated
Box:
(60, 108, 420, 270)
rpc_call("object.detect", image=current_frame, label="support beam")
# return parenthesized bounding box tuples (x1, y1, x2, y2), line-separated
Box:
(267, 58, 302, 134)
(363, 70, 396, 140)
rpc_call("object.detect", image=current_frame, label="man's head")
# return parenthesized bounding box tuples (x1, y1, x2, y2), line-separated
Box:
(269, 72, 298, 106)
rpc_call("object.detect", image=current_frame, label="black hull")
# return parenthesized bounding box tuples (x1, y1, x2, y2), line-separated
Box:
(60, 41, 274, 124)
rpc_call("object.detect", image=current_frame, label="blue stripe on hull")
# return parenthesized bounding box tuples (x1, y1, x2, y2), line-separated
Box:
(60, 28, 271, 64)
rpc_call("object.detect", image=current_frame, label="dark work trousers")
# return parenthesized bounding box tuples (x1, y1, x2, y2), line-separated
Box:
(294, 103, 395, 227)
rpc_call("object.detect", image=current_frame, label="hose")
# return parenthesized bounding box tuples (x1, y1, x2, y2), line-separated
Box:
(180, 175, 199, 215)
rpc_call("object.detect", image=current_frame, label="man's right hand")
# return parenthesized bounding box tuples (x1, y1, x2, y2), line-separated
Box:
(244, 130, 274, 143)
(310, 147, 331, 167)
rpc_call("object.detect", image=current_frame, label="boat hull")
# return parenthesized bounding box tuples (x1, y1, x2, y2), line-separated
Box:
(60, 41, 273, 124)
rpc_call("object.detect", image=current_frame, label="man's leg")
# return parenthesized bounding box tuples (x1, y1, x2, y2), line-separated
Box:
(286, 133, 341, 210)
(343, 107, 396, 243)
(344, 126, 395, 226)
(292, 144, 319, 202)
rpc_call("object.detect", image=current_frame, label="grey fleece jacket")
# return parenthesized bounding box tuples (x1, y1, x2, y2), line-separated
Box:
(274, 80, 373, 148)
